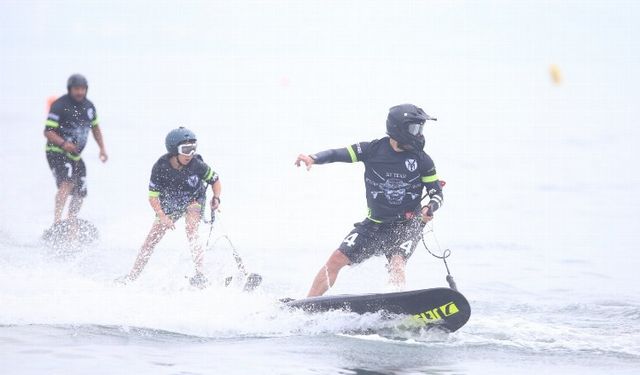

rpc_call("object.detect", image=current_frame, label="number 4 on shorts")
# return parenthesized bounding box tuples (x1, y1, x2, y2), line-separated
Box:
(399, 240, 413, 252)
(342, 233, 359, 247)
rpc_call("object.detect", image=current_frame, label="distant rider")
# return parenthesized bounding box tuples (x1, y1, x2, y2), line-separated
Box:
(44, 74, 108, 224)
(295, 104, 444, 297)
(121, 127, 221, 286)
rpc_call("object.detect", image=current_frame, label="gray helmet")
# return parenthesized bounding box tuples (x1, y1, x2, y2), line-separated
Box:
(165, 127, 197, 154)
(67, 74, 88, 91)
(386, 104, 437, 151)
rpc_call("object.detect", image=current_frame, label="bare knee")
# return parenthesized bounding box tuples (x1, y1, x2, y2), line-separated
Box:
(145, 223, 168, 246)
(389, 254, 405, 266)
(388, 254, 406, 271)
(185, 204, 201, 232)
(325, 250, 350, 273)
(58, 181, 74, 193)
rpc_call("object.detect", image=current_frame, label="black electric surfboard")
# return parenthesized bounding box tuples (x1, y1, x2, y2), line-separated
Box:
(285, 287, 470, 332)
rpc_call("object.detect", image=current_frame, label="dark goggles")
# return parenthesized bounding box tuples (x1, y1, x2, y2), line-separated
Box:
(177, 142, 197, 156)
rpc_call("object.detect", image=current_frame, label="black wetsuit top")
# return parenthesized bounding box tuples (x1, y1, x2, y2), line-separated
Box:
(311, 137, 443, 223)
(148, 154, 219, 214)
(44, 94, 99, 158)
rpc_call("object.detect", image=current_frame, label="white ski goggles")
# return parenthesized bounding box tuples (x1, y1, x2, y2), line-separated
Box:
(407, 123, 425, 136)
(178, 142, 197, 156)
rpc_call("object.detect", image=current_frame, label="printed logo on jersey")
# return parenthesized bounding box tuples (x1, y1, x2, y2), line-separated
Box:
(374, 178, 410, 205)
(87, 108, 94, 120)
(187, 175, 200, 187)
(368, 168, 422, 205)
(405, 158, 417, 172)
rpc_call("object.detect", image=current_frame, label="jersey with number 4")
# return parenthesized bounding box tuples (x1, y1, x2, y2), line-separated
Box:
(312, 137, 443, 223)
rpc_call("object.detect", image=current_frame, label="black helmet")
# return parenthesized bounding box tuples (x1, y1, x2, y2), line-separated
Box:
(165, 127, 197, 154)
(386, 104, 437, 151)
(67, 74, 88, 91)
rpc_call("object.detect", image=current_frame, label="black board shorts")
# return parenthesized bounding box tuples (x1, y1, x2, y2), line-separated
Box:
(338, 218, 426, 264)
(46, 151, 87, 197)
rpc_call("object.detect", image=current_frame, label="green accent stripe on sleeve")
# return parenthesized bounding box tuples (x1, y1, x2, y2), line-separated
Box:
(203, 167, 214, 181)
(45, 120, 59, 128)
(347, 145, 358, 163)
(149, 191, 160, 198)
(421, 174, 439, 183)
(91, 117, 99, 127)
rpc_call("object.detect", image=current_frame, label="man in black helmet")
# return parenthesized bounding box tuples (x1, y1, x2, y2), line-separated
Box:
(295, 104, 443, 297)
(44, 74, 108, 224)
(120, 127, 221, 286)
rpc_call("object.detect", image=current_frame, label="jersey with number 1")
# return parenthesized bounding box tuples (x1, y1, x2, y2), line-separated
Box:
(44, 94, 99, 155)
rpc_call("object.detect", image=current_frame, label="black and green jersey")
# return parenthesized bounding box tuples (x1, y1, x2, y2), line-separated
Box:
(311, 137, 443, 223)
(148, 154, 219, 215)
(44, 94, 99, 160)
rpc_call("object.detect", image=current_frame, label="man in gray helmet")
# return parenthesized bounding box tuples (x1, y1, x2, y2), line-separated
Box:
(44, 74, 108, 224)
(121, 127, 221, 286)
(295, 104, 443, 297)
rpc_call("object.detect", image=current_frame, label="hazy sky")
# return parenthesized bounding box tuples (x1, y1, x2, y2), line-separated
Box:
(2, 0, 639, 257)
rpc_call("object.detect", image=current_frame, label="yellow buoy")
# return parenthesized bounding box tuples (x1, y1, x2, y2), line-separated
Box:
(549, 64, 562, 85)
